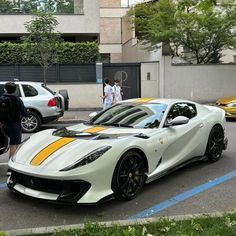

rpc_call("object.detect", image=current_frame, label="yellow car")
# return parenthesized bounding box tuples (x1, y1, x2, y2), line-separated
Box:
(216, 96, 236, 118)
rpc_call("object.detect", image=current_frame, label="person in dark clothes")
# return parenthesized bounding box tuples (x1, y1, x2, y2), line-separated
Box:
(2, 82, 28, 159)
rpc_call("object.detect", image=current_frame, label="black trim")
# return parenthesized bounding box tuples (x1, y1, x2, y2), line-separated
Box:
(42, 113, 63, 123)
(146, 156, 207, 184)
(8, 171, 91, 203)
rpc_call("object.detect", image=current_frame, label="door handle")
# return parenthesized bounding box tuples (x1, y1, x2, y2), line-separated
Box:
(199, 123, 204, 128)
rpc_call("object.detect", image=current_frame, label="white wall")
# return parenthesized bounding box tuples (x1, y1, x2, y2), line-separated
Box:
(48, 56, 236, 108)
(163, 56, 236, 103)
(47, 83, 103, 109)
(122, 39, 162, 62)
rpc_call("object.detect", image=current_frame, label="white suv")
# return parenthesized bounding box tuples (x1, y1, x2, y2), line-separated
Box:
(0, 81, 65, 133)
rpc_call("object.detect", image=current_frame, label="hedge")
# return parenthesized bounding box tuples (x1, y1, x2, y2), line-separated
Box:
(0, 42, 100, 64)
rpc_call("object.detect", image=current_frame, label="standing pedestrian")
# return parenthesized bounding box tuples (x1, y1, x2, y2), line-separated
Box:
(101, 79, 113, 110)
(0, 82, 28, 159)
(112, 79, 123, 104)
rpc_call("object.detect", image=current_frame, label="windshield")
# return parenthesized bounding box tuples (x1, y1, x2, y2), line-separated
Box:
(89, 103, 167, 128)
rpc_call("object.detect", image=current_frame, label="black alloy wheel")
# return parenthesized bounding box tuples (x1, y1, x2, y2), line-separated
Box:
(21, 111, 41, 133)
(112, 151, 146, 200)
(205, 125, 224, 162)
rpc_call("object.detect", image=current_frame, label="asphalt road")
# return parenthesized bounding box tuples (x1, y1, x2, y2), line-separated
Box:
(0, 120, 236, 231)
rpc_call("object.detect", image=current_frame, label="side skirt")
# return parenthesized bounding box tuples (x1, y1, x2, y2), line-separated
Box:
(146, 155, 207, 184)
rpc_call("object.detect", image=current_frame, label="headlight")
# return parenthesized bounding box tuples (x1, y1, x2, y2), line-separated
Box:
(60, 146, 112, 171)
(11, 137, 30, 162)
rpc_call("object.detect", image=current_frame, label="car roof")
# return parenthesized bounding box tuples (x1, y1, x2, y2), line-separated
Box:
(0, 81, 43, 85)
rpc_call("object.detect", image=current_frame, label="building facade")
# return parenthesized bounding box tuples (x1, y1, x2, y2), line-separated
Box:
(0, 0, 235, 63)
(0, 0, 137, 63)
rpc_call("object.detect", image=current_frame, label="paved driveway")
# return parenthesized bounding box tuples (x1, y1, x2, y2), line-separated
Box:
(0, 120, 235, 232)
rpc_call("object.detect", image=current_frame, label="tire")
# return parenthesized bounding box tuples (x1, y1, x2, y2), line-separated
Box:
(21, 111, 42, 133)
(205, 125, 224, 162)
(112, 151, 145, 201)
(59, 89, 69, 111)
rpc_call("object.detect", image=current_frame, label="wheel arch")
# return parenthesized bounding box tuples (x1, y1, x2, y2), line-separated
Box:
(111, 147, 148, 200)
(27, 108, 43, 123)
(212, 123, 224, 134)
(205, 123, 225, 162)
(122, 148, 149, 173)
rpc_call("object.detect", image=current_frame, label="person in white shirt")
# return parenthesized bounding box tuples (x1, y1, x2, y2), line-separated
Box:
(101, 79, 113, 110)
(112, 79, 123, 104)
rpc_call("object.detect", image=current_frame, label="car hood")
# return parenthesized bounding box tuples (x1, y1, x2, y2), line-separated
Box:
(13, 123, 156, 171)
(216, 96, 236, 105)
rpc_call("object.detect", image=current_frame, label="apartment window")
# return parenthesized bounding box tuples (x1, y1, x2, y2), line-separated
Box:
(0, 0, 83, 15)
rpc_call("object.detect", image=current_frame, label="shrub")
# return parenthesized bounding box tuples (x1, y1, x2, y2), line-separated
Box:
(0, 42, 99, 64)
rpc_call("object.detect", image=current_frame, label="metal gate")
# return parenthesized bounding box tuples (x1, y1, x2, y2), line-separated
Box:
(103, 63, 141, 100)
(0, 64, 96, 83)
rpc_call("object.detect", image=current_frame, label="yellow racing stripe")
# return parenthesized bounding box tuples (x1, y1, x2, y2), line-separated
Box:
(134, 98, 156, 103)
(30, 137, 76, 166)
(82, 126, 107, 133)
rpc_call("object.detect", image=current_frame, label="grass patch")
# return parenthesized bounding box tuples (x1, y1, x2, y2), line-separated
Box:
(8, 212, 236, 236)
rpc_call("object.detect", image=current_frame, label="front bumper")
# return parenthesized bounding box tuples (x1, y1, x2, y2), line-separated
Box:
(7, 170, 91, 203)
(42, 112, 63, 124)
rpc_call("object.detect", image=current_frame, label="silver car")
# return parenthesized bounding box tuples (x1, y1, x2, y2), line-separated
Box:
(0, 81, 65, 133)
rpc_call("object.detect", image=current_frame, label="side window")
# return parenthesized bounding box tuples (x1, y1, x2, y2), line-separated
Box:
(166, 104, 182, 120)
(187, 103, 197, 118)
(15, 85, 21, 97)
(22, 85, 38, 97)
(167, 103, 197, 120)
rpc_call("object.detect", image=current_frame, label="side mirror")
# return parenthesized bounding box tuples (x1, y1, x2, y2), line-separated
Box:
(89, 112, 97, 119)
(165, 116, 189, 127)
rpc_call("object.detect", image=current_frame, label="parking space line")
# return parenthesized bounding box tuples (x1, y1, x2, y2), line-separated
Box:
(129, 169, 236, 219)
(0, 183, 7, 189)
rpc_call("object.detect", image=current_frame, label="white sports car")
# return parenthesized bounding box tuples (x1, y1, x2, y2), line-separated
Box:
(7, 98, 228, 204)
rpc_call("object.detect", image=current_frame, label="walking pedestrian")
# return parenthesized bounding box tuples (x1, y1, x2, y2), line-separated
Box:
(100, 79, 113, 110)
(0, 82, 28, 159)
(112, 79, 123, 104)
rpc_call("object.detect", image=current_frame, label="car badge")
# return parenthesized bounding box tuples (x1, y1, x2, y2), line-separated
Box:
(159, 138, 164, 144)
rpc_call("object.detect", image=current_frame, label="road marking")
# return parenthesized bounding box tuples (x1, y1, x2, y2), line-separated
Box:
(0, 183, 7, 189)
(0, 163, 8, 166)
(129, 169, 236, 219)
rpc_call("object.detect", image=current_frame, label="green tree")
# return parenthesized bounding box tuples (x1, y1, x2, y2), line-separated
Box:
(130, 0, 236, 64)
(0, 0, 14, 13)
(56, 0, 74, 14)
(23, 11, 63, 84)
(20, 0, 74, 14)
(20, 0, 39, 14)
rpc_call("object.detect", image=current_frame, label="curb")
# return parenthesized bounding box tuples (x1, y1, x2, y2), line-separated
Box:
(3, 211, 235, 236)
